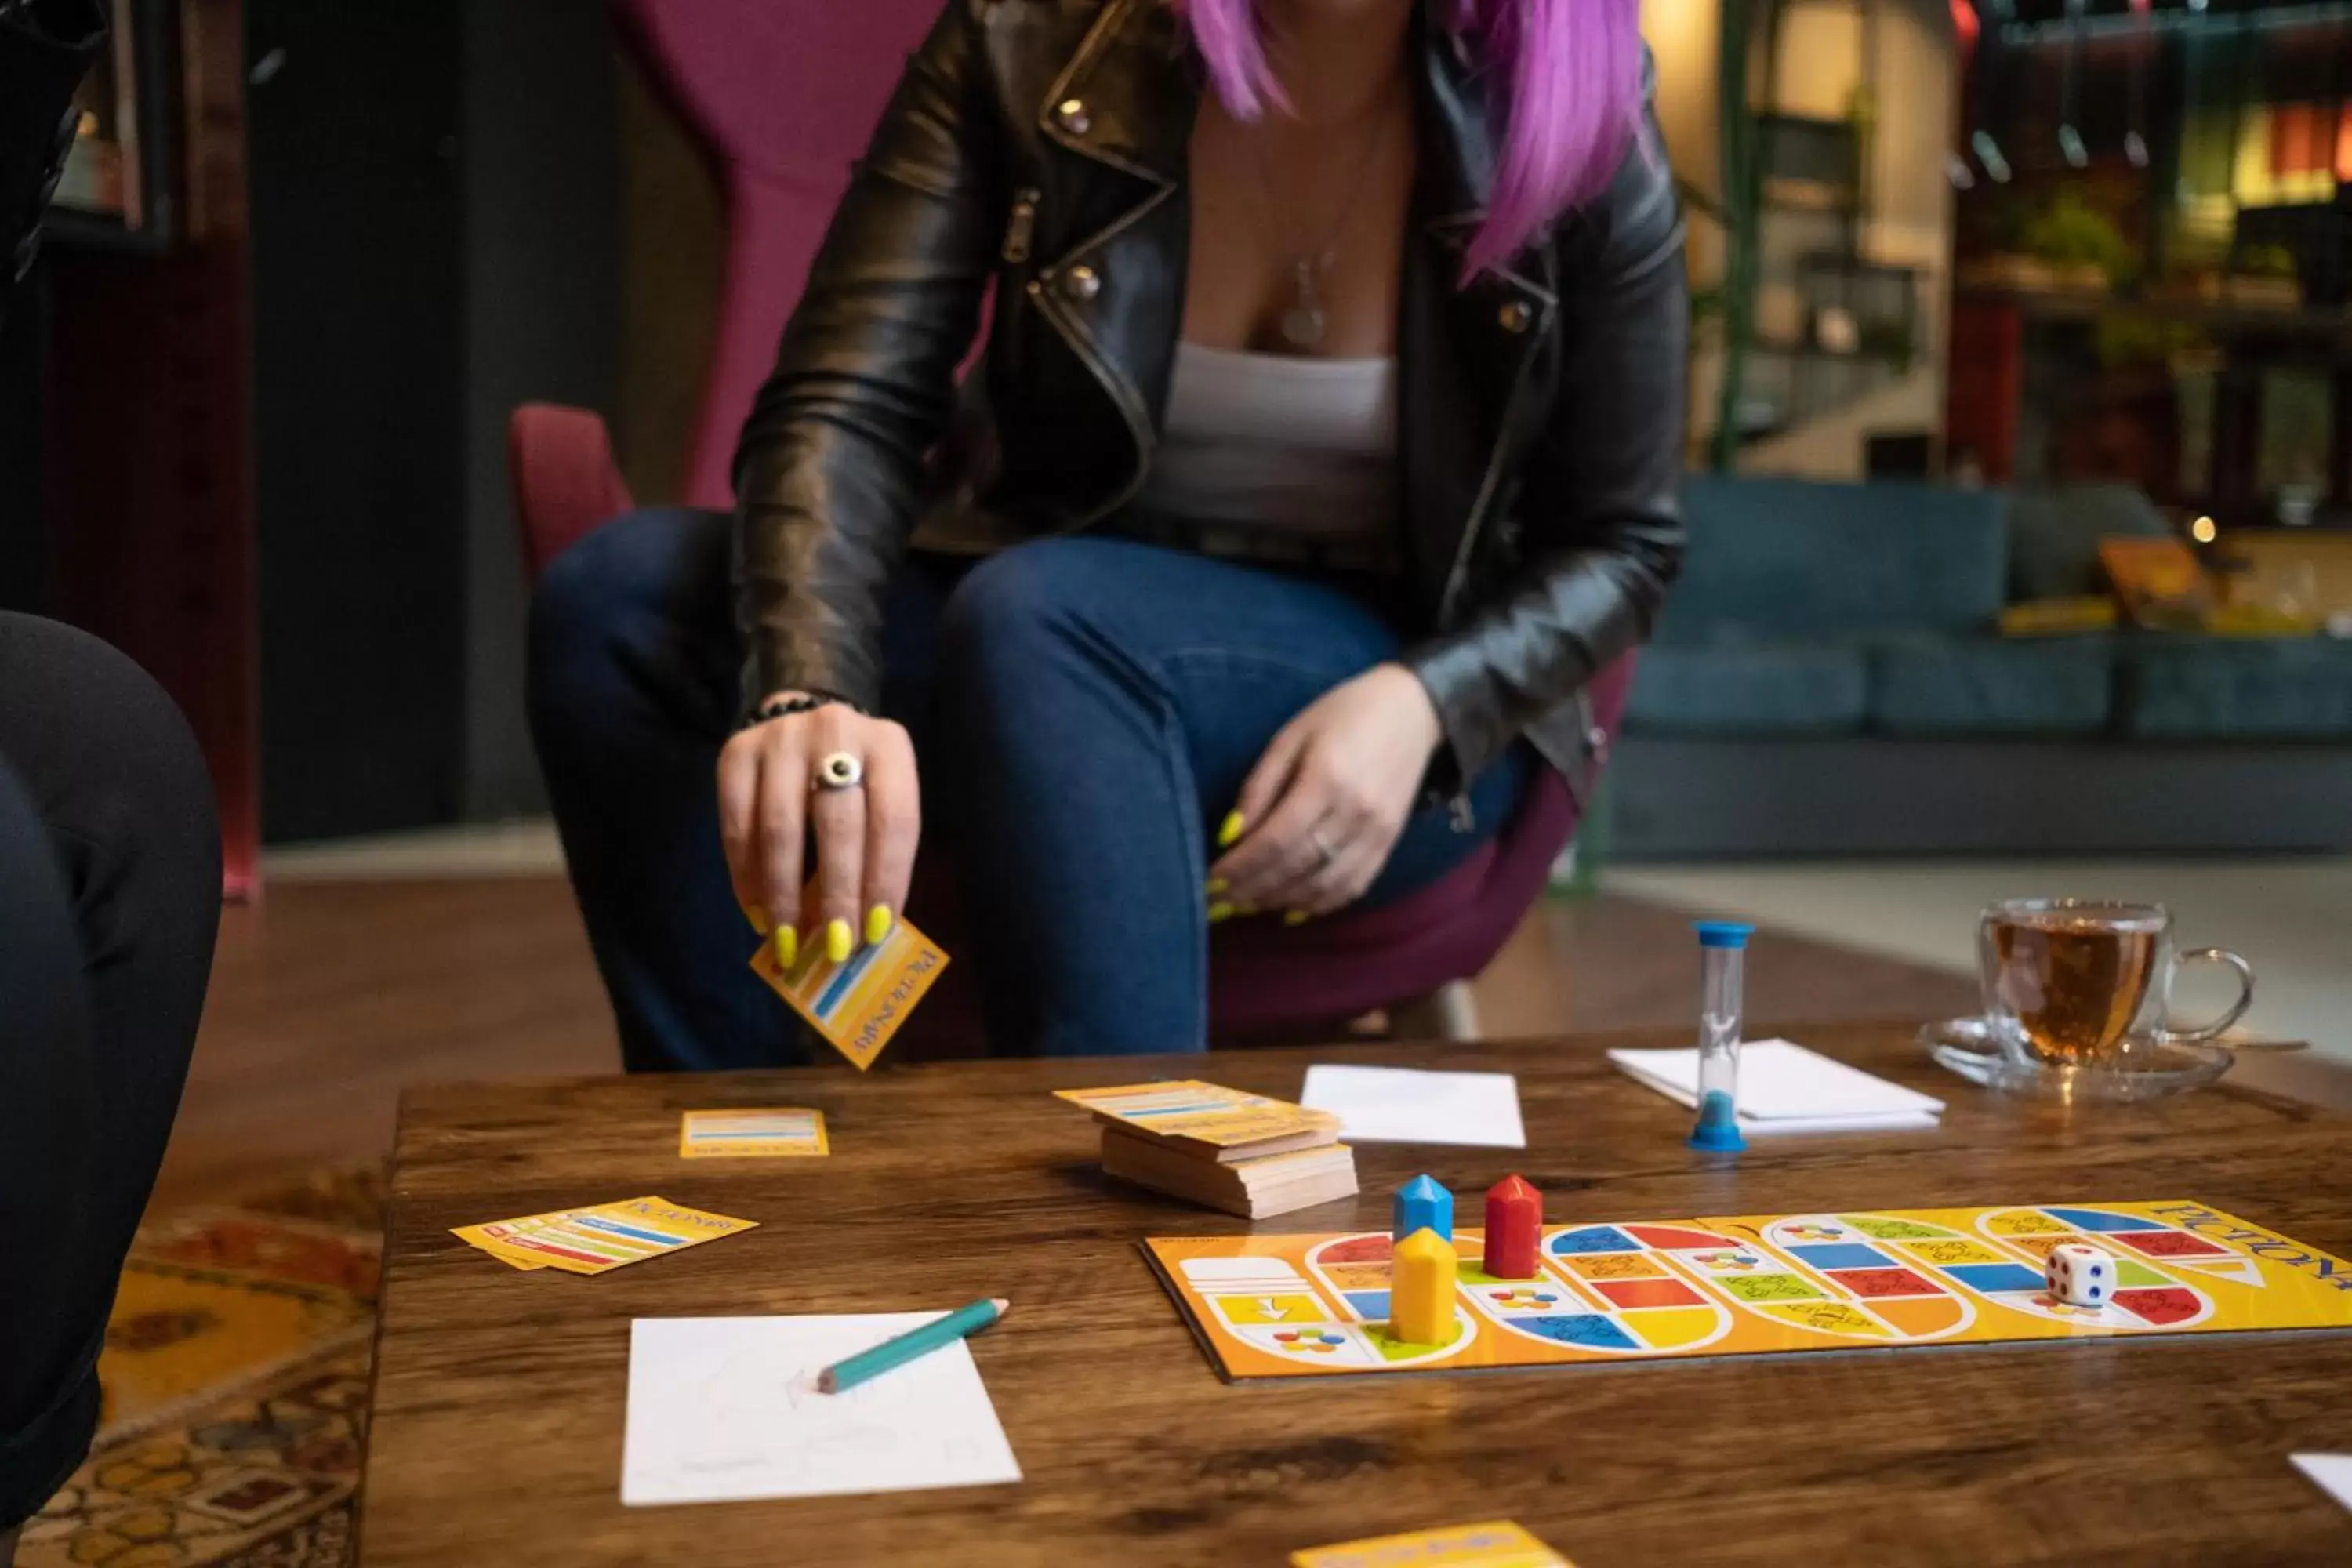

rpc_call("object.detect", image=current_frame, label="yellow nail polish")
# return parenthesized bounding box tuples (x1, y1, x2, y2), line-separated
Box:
(1207, 901, 1235, 924)
(826, 918, 854, 964)
(1284, 909, 1310, 927)
(1205, 877, 1229, 895)
(773, 925, 797, 968)
(1217, 811, 1247, 848)
(865, 905, 894, 946)
(748, 903, 772, 935)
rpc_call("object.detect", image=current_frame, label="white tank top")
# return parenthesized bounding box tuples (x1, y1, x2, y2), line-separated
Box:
(1134, 342, 1401, 572)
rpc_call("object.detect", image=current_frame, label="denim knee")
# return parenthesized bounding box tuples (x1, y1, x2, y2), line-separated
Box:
(526, 507, 724, 729)
(935, 536, 1128, 677)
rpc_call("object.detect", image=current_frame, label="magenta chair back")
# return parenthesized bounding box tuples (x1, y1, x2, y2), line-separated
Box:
(626, 0, 946, 510)
(510, 0, 1627, 1051)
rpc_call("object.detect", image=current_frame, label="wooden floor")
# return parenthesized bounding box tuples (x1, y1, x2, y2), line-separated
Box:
(153, 880, 1981, 1210)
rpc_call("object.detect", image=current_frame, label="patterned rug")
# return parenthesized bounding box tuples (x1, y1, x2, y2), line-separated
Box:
(18, 1170, 382, 1568)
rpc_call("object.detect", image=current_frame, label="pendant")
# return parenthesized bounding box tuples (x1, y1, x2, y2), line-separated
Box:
(1279, 257, 1327, 350)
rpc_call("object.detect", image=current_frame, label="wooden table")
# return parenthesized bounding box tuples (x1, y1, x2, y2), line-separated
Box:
(361, 1025, 2352, 1566)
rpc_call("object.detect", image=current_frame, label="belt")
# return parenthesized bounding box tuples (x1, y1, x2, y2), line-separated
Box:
(1107, 512, 1404, 579)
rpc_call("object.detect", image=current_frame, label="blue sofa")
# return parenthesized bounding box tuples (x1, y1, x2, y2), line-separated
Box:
(1607, 476, 2352, 857)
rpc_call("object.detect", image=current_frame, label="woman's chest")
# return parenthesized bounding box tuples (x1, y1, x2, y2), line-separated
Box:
(1178, 100, 1416, 358)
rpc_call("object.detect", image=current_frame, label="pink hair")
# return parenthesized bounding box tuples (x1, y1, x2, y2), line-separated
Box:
(1179, 0, 1646, 280)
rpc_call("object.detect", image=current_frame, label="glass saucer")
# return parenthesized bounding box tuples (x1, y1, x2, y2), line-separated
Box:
(1921, 1017, 2234, 1104)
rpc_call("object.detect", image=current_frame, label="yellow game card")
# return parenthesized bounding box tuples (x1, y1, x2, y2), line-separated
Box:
(1292, 1520, 1571, 1568)
(452, 1196, 758, 1276)
(750, 915, 948, 1071)
(678, 1107, 829, 1159)
(1055, 1080, 1340, 1153)
(455, 1206, 567, 1269)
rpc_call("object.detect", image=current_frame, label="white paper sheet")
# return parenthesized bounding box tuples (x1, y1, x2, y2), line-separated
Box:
(2292, 1454, 2352, 1513)
(1606, 1040, 1945, 1136)
(621, 1314, 1022, 1506)
(1300, 1065, 1526, 1148)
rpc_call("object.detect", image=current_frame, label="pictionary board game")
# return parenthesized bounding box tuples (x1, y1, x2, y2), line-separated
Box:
(1145, 1200, 2352, 1381)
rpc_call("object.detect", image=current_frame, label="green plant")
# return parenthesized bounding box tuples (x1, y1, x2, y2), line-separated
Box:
(2236, 243, 2299, 280)
(2019, 193, 2136, 285)
(2095, 313, 2211, 369)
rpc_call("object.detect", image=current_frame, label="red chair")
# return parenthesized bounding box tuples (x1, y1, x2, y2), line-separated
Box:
(510, 0, 1628, 1047)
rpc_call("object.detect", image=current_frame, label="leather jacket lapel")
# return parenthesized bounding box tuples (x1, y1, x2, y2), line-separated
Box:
(1397, 21, 1558, 630)
(1018, 0, 1196, 528)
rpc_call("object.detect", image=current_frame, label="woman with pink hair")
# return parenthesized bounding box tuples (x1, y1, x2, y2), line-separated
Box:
(530, 0, 1686, 1066)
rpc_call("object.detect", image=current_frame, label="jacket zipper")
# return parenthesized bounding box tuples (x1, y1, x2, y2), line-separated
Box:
(1000, 187, 1041, 379)
(1001, 187, 1040, 264)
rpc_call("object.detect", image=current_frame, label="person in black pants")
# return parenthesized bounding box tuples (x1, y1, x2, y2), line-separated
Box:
(0, 618, 217, 1556)
(2, 2, 219, 1558)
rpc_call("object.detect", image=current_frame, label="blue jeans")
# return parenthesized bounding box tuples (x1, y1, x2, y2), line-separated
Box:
(526, 509, 1530, 1068)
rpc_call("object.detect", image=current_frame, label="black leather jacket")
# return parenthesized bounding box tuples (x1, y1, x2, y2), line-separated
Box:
(0, 0, 103, 326)
(734, 0, 1686, 804)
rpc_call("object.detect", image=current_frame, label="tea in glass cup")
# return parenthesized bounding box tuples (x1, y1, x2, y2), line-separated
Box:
(1979, 899, 2253, 1069)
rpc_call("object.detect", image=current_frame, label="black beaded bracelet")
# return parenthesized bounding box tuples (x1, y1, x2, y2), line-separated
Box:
(743, 692, 858, 729)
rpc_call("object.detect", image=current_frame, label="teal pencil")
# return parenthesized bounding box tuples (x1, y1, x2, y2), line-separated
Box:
(817, 1298, 1010, 1395)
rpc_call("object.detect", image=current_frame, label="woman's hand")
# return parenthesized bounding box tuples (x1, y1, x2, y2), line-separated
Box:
(717, 696, 920, 965)
(1209, 663, 1444, 919)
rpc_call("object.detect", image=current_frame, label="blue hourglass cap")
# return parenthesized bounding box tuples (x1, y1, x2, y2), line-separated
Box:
(1695, 921, 1755, 950)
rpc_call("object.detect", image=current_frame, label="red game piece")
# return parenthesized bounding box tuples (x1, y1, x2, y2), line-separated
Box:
(1484, 1174, 1542, 1280)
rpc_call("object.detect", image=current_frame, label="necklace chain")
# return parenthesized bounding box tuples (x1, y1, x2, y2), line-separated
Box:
(1242, 87, 1399, 350)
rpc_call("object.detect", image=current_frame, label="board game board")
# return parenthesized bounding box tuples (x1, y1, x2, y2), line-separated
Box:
(1144, 1200, 2352, 1381)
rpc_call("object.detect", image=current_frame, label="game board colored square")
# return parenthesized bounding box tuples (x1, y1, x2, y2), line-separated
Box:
(1319, 1235, 1394, 1264)
(1548, 1226, 1639, 1254)
(1344, 1290, 1391, 1321)
(1944, 1263, 2049, 1294)
(1513, 1314, 1639, 1350)
(1984, 1210, 2071, 1236)
(2116, 1259, 2170, 1287)
(1624, 1225, 1739, 1250)
(1561, 1252, 1665, 1281)
(1825, 1267, 1941, 1299)
(1899, 1239, 2005, 1266)
(1720, 1273, 1824, 1303)
(2045, 1207, 2157, 1232)
(2001, 1235, 2064, 1261)
(1759, 1300, 1889, 1339)
(1212, 1293, 1331, 1327)
(2114, 1287, 2203, 1327)
(1785, 1243, 1891, 1272)
(2111, 1229, 2229, 1258)
(1870, 1296, 1968, 1338)
(1622, 1307, 1722, 1351)
(1593, 1278, 1704, 1309)
(1321, 1262, 1394, 1291)
(1840, 1217, 1948, 1240)
(1369, 1318, 1468, 1359)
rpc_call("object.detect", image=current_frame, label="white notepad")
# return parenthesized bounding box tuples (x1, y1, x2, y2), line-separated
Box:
(1606, 1040, 1945, 1135)
(2293, 1454, 2352, 1514)
(621, 1315, 1022, 1506)
(1300, 1065, 1526, 1148)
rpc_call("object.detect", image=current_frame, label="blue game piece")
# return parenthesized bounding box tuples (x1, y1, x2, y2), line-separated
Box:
(1392, 1174, 1454, 1243)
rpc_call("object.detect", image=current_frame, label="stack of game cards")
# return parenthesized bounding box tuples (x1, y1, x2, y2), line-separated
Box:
(1055, 1080, 1358, 1219)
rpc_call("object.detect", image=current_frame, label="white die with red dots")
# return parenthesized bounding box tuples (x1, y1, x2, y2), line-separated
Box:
(2045, 1243, 2115, 1306)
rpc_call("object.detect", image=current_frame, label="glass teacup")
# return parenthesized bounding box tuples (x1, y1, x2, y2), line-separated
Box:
(1979, 899, 2253, 1069)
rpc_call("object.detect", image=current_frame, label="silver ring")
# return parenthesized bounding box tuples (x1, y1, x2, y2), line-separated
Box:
(814, 752, 864, 792)
(1310, 828, 1338, 868)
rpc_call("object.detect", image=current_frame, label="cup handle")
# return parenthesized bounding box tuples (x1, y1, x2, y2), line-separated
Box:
(2158, 948, 2256, 1043)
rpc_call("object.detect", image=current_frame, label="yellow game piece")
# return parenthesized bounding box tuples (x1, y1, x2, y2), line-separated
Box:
(1390, 1226, 1457, 1345)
